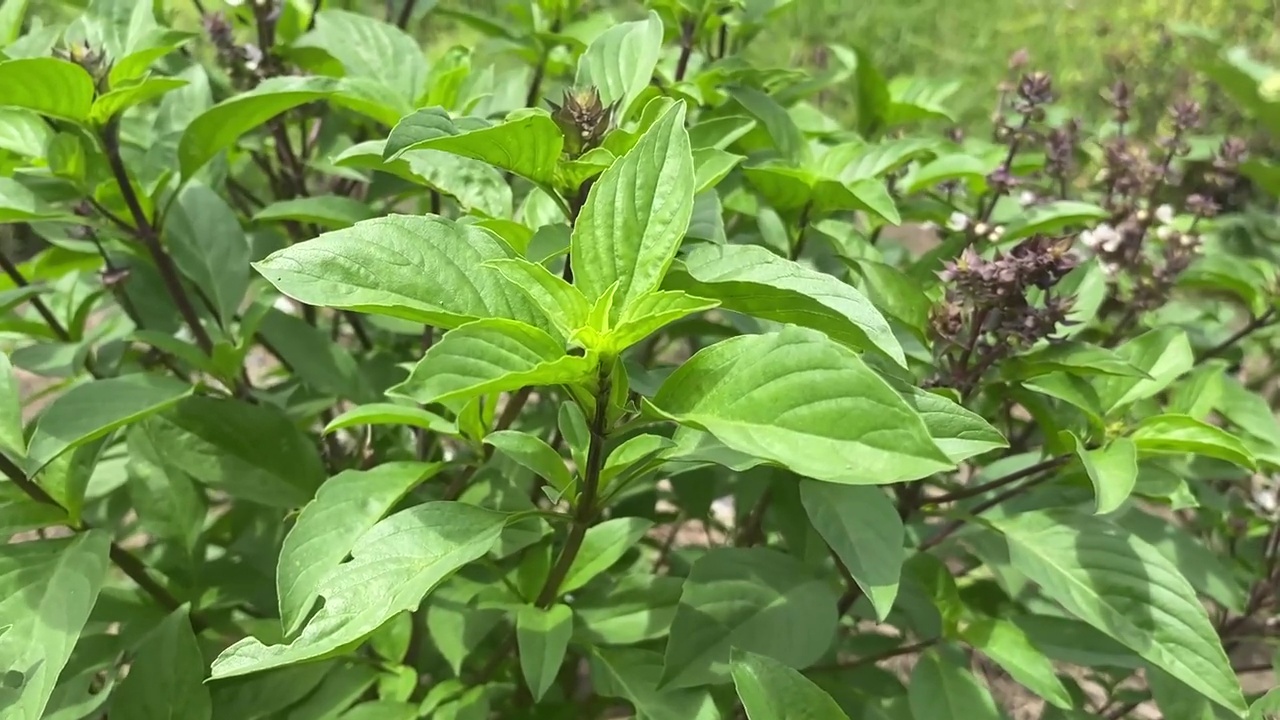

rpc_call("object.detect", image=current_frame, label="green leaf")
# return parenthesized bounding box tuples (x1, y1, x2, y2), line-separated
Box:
(516, 603, 573, 701)
(254, 214, 540, 329)
(1004, 342, 1148, 380)
(484, 431, 573, 500)
(561, 517, 654, 595)
(89, 76, 186, 123)
(572, 101, 693, 317)
(668, 243, 905, 366)
(741, 164, 900, 223)
(1249, 687, 1280, 720)
(843, 258, 932, 337)
(591, 648, 720, 720)
(0, 352, 23, 460)
(1068, 434, 1138, 515)
(485, 257, 591, 339)
(0, 177, 77, 223)
(1116, 507, 1248, 614)
(799, 481, 901, 621)
(1002, 201, 1110, 241)
(1094, 328, 1194, 415)
(165, 180, 250, 327)
(1217, 375, 1280, 447)
(907, 646, 1003, 720)
(0, 58, 95, 122)
(1131, 414, 1257, 469)
(730, 647, 851, 720)
(110, 605, 211, 720)
(179, 75, 337, 177)
(258, 310, 372, 402)
(323, 404, 457, 436)
(143, 396, 325, 508)
(961, 617, 1073, 710)
(389, 319, 593, 407)
(693, 148, 744, 194)
(0, 532, 111, 720)
(0, 485, 66, 536)
(726, 86, 807, 164)
(574, 574, 683, 646)
(212, 501, 508, 679)
(904, 153, 990, 194)
(989, 509, 1246, 715)
(384, 107, 562, 185)
(25, 374, 192, 473)
(278, 462, 442, 638)
(301, 10, 427, 105)
(898, 385, 1008, 463)
(253, 196, 376, 229)
(126, 423, 205, 559)
(575, 11, 664, 119)
(652, 328, 952, 485)
(661, 547, 839, 688)
(601, 291, 719, 355)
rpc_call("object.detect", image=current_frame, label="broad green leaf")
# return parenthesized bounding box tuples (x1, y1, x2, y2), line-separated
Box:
(1217, 375, 1280, 447)
(652, 328, 952, 485)
(1068, 434, 1138, 515)
(688, 116, 758, 151)
(904, 153, 990, 194)
(484, 431, 573, 499)
(575, 11, 664, 119)
(1003, 342, 1148, 380)
(333, 140, 512, 218)
(962, 617, 1073, 710)
(730, 648, 850, 720)
(742, 164, 900, 223)
(898, 385, 1008, 462)
(0, 109, 51, 157)
(1250, 688, 1280, 720)
(0, 532, 110, 720)
(989, 509, 1246, 715)
(126, 423, 205, 558)
(668, 243, 904, 366)
(599, 291, 719, 355)
(0, 0, 29, 44)
(1115, 507, 1248, 614)
(571, 102, 694, 314)
(212, 502, 508, 679)
(1002, 201, 1109, 241)
(1147, 664, 1236, 720)
(0, 58, 95, 122)
(726, 86, 807, 164)
(574, 574, 683, 646)
(89, 76, 186, 123)
(25, 374, 192, 473)
(389, 319, 594, 407)
(111, 605, 211, 720)
(799, 480, 901, 620)
(1132, 414, 1256, 469)
(516, 603, 573, 701)
(144, 396, 325, 508)
(338, 701, 418, 720)
(0, 485, 67, 536)
(384, 107, 562, 185)
(1094, 327, 1193, 414)
(258, 309, 372, 402)
(0, 352, 23, 459)
(485, 257, 590, 339)
(843, 258, 931, 337)
(561, 517, 655, 595)
(301, 10, 427, 105)
(835, 137, 941, 180)
(0, 177, 77, 223)
(323, 404, 457, 436)
(165, 181, 250, 326)
(254, 214, 539, 329)
(907, 646, 1003, 720)
(278, 462, 443, 637)
(591, 648, 720, 720)
(253, 197, 376, 229)
(179, 75, 338, 177)
(661, 547, 839, 688)
(693, 148, 744, 194)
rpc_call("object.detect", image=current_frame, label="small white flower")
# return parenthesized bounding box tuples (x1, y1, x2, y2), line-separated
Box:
(1101, 236, 1121, 253)
(988, 225, 1005, 242)
(946, 212, 969, 232)
(1155, 204, 1174, 225)
(1180, 233, 1199, 248)
(1136, 208, 1149, 223)
(973, 222, 990, 237)
(1080, 230, 1099, 249)
(1155, 225, 1175, 242)
(1090, 223, 1120, 253)
(1018, 190, 1036, 207)
(1256, 488, 1278, 513)
(1102, 261, 1121, 278)
(920, 221, 940, 233)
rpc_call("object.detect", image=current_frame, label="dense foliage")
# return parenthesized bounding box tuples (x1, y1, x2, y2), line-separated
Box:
(0, 0, 1279, 718)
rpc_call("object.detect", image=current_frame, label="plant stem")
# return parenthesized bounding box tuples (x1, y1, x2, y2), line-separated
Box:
(1197, 307, 1276, 362)
(928, 456, 1065, 504)
(101, 121, 215, 357)
(919, 467, 1061, 551)
(674, 20, 696, 82)
(535, 373, 610, 607)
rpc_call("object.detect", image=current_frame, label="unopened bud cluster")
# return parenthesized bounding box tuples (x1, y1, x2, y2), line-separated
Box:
(549, 87, 617, 158)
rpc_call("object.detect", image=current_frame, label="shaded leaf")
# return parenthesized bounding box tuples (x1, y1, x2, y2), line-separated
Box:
(0, 58, 95, 122)
(730, 647, 851, 720)
(516, 604, 573, 701)
(111, 605, 211, 720)
(800, 480, 901, 620)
